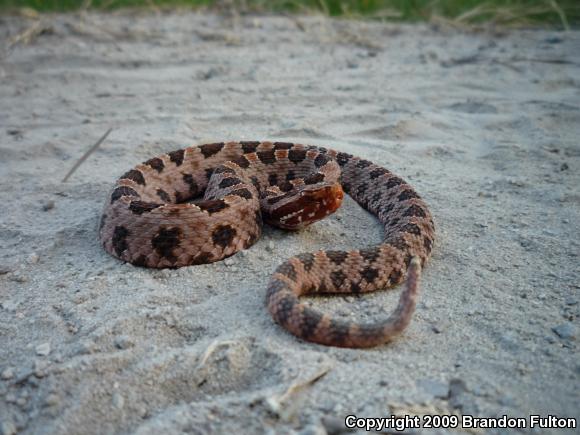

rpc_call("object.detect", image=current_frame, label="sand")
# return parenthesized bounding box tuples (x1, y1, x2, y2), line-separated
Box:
(0, 10, 579, 435)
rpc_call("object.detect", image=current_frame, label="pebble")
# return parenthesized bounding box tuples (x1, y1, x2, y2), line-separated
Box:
(112, 392, 124, 409)
(34, 360, 49, 377)
(1, 367, 15, 380)
(35, 342, 51, 356)
(27, 253, 39, 264)
(114, 335, 135, 350)
(44, 393, 61, 407)
(431, 322, 445, 334)
(0, 265, 11, 275)
(266, 241, 275, 252)
(552, 323, 577, 340)
(9, 273, 27, 283)
(224, 258, 234, 266)
(42, 200, 55, 211)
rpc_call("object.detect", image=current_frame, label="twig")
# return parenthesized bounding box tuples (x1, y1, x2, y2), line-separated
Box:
(62, 128, 112, 183)
(265, 365, 333, 420)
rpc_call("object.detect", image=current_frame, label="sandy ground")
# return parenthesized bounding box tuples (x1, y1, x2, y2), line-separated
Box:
(0, 11, 579, 435)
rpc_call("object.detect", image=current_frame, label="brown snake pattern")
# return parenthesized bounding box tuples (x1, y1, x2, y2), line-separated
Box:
(99, 141, 435, 348)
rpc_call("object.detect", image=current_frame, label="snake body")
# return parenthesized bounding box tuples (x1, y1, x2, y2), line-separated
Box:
(99, 141, 435, 347)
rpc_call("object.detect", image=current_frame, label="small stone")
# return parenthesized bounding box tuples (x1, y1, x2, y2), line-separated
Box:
(431, 322, 445, 334)
(224, 258, 234, 266)
(564, 297, 577, 306)
(0, 421, 17, 435)
(114, 335, 134, 350)
(42, 200, 55, 211)
(9, 273, 27, 283)
(34, 360, 49, 377)
(1, 367, 15, 380)
(27, 253, 39, 264)
(16, 397, 27, 407)
(44, 393, 60, 407)
(112, 392, 124, 409)
(552, 323, 577, 340)
(36, 342, 51, 356)
(266, 241, 275, 252)
(0, 265, 11, 275)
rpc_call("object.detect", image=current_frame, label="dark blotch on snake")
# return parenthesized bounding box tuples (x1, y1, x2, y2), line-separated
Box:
(402, 223, 422, 235)
(329, 320, 350, 346)
(398, 189, 420, 201)
(288, 149, 307, 164)
(273, 293, 297, 327)
(168, 149, 185, 166)
(111, 186, 139, 203)
(257, 150, 277, 165)
(356, 159, 372, 169)
(360, 247, 380, 264)
(385, 177, 404, 189)
(200, 142, 225, 158)
(145, 157, 165, 173)
(273, 142, 293, 150)
(326, 251, 348, 265)
(234, 156, 250, 169)
(296, 253, 315, 272)
(277, 262, 297, 281)
(331, 270, 346, 289)
(197, 199, 228, 214)
(403, 204, 427, 218)
(121, 169, 146, 186)
(304, 173, 325, 185)
(183, 174, 199, 196)
(214, 166, 235, 175)
(112, 226, 129, 257)
(230, 188, 253, 200)
(240, 141, 260, 153)
(361, 267, 379, 283)
(219, 177, 242, 189)
(369, 167, 389, 179)
(300, 308, 323, 339)
(152, 227, 182, 261)
(211, 224, 237, 249)
(336, 152, 352, 166)
(314, 153, 330, 168)
(156, 188, 171, 203)
(129, 201, 162, 215)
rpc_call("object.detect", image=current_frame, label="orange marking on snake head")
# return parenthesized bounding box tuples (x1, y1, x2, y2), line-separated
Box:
(269, 183, 343, 230)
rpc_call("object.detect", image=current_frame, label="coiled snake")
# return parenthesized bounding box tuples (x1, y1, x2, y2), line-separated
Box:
(99, 141, 435, 348)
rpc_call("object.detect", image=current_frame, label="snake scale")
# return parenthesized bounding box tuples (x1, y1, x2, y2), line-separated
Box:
(99, 141, 435, 348)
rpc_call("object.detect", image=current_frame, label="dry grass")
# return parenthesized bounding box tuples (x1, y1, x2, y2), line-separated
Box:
(0, 0, 577, 29)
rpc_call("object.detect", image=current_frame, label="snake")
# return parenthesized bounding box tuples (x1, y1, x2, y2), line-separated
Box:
(99, 141, 435, 348)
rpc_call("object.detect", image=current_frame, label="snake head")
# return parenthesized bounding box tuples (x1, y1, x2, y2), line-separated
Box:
(264, 183, 344, 230)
